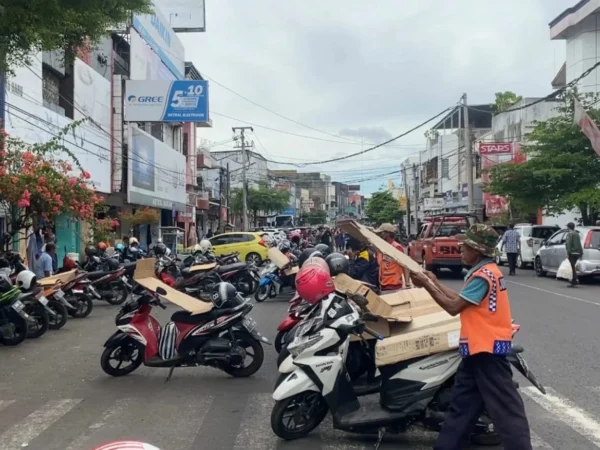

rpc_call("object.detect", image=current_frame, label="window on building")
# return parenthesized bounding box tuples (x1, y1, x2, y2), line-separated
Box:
(183, 132, 189, 157)
(441, 158, 449, 178)
(150, 124, 163, 141)
(42, 66, 61, 107)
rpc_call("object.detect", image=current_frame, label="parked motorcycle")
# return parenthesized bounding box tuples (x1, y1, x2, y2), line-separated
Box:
(270, 293, 545, 448)
(19, 290, 50, 339)
(273, 294, 310, 352)
(0, 287, 29, 346)
(100, 282, 270, 380)
(55, 273, 95, 318)
(255, 262, 296, 303)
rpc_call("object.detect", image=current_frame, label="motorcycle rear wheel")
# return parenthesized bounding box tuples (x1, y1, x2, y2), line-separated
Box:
(70, 294, 94, 318)
(106, 283, 129, 305)
(222, 331, 264, 377)
(271, 391, 328, 440)
(48, 301, 68, 330)
(0, 317, 28, 346)
(24, 303, 49, 338)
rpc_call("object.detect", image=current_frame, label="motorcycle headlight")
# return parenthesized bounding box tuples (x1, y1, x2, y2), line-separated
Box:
(289, 334, 324, 358)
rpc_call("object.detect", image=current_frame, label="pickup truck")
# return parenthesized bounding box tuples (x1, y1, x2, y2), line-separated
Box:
(408, 214, 478, 275)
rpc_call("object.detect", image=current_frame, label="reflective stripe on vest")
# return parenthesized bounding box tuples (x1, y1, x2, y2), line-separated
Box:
(377, 252, 403, 290)
(459, 263, 513, 357)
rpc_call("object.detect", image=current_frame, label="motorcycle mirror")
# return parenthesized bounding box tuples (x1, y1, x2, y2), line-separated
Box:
(362, 312, 378, 322)
(156, 287, 167, 296)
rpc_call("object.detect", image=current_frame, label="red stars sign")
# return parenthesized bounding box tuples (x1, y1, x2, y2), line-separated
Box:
(478, 143, 513, 155)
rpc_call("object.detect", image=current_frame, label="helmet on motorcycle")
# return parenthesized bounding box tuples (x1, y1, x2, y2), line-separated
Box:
(16, 270, 37, 291)
(193, 243, 202, 253)
(115, 243, 125, 252)
(295, 264, 335, 305)
(315, 244, 331, 257)
(199, 239, 212, 254)
(154, 242, 167, 257)
(107, 257, 120, 271)
(85, 245, 98, 257)
(210, 282, 241, 308)
(325, 252, 349, 276)
(303, 256, 330, 273)
(279, 239, 291, 253)
(93, 442, 160, 450)
(96, 242, 107, 251)
(298, 248, 322, 268)
(129, 237, 139, 246)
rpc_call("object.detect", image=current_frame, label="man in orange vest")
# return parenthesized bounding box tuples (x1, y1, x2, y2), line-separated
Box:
(374, 223, 408, 290)
(410, 224, 531, 450)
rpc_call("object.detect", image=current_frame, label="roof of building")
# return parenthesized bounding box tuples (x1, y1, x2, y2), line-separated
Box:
(431, 104, 493, 131)
(551, 62, 567, 89)
(185, 62, 204, 80)
(549, 0, 600, 39)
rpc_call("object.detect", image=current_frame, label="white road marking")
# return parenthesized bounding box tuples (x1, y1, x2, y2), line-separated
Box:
(64, 399, 129, 450)
(0, 399, 15, 412)
(234, 393, 280, 450)
(531, 430, 553, 448)
(522, 387, 600, 447)
(0, 399, 81, 450)
(506, 280, 600, 306)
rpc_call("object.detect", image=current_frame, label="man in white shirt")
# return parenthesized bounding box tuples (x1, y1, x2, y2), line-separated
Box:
(34, 243, 56, 279)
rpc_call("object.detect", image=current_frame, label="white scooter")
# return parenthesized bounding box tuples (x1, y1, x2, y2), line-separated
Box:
(270, 293, 545, 449)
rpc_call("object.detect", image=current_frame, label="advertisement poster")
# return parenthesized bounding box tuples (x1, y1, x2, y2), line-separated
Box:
(130, 29, 176, 81)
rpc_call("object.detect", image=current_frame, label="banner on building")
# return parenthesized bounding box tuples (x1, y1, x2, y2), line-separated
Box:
(478, 142, 513, 155)
(481, 143, 526, 216)
(574, 98, 600, 158)
(152, 0, 206, 32)
(423, 198, 444, 210)
(130, 29, 176, 81)
(124, 80, 209, 123)
(275, 184, 291, 191)
(127, 126, 187, 210)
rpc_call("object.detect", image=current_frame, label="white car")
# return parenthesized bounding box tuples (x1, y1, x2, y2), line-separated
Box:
(494, 224, 559, 269)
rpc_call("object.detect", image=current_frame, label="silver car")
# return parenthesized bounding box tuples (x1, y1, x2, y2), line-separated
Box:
(535, 226, 600, 278)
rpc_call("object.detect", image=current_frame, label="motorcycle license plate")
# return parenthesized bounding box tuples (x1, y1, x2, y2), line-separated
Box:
(243, 317, 257, 332)
(55, 289, 65, 299)
(38, 296, 49, 306)
(11, 300, 24, 312)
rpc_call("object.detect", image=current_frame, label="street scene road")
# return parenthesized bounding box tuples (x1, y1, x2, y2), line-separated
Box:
(1, 267, 599, 450)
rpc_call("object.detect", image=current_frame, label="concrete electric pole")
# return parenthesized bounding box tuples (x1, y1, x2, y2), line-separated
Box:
(402, 165, 411, 235)
(462, 93, 474, 212)
(232, 126, 253, 231)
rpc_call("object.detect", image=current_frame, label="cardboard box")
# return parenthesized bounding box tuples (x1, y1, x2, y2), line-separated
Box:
(268, 247, 299, 275)
(134, 258, 213, 315)
(375, 311, 461, 366)
(39, 270, 78, 286)
(189, 262, 217, 272)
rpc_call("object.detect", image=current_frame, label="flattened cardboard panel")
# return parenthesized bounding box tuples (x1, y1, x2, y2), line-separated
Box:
(134, 258, 156, 281)
(338, 219, 423, 273)
(39, 270, 77, 286)
(189, 262, 217, 272)
(135, 277, 213, 314)
(268, 248, 290, 269)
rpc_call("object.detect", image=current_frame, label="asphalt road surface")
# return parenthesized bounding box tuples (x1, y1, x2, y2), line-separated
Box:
(1, 267, 599, 449)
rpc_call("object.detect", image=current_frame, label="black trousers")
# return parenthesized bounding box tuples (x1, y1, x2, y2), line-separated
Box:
(507, 252, 519, 274)
(434, 353, 532, 450)
(568, 253, 580, 285)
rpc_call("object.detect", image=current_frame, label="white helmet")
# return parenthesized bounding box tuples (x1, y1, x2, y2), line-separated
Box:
(16, 270, 37, 290)
(199, 239, 212, 253)
(129, 237, 139, 246)
(193, 243, 203, 253)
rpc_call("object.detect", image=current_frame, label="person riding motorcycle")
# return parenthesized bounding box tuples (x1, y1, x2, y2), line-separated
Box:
(345, 237, 379, 289)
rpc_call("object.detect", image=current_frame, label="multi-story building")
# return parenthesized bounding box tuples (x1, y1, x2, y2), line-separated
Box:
(271, 170, 332, 213)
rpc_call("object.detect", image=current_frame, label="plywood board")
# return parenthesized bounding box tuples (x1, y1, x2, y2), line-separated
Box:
(39, 270, 77, 286)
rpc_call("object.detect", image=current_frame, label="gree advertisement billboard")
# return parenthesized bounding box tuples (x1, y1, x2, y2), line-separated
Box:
(124, 80, 209, 123)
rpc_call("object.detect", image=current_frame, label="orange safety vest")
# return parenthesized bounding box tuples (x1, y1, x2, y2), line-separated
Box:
(377, 241, 405, 290)
(459, 262, 513, 357)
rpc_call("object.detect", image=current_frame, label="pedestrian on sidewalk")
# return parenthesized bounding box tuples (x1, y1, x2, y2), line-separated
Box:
(410, 224, 531, 450)
(501, 223, 520, 276)
(34, 243, 56, 280)
(565, 222, 582, 288)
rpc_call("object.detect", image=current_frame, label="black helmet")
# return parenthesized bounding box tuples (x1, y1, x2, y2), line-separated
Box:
(210, 282, 243, 308)
(326, 252, 349, 276)
(85, 245, 97, 257)
(107, 257, 120, 271)
(315, 244, 331, 257)
(154, 243, 167, 257)
(298, 247, 323, 268)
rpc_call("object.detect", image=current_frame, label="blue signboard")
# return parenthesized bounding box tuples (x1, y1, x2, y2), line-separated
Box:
(279, 208, 296, 216)
(125, 80, 210, 123)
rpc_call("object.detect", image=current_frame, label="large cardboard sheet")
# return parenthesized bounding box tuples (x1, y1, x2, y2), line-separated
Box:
(189, 262, 217, 272)
(39, 270, 78, 286)
(134, 258, 213, 315)
(268, 247, 299, 275)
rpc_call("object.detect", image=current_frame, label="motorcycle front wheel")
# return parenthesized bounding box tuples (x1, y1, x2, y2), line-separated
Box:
(274, 330, 288, 354)
(271, 391, 328, 440)
(254, 284, 272, 302)
(101, 339, 144, 377)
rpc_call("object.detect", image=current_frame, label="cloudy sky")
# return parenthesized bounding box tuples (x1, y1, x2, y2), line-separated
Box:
(179, 0, 574, 194)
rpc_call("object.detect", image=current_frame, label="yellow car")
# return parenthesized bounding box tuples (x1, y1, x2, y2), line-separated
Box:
(209, 232, 269, 264)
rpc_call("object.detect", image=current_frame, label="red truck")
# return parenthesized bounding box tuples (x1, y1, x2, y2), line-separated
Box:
(408, 213, 478, 275)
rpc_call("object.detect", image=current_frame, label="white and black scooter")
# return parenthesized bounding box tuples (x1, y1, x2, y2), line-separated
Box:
(270, 293, 546, 449)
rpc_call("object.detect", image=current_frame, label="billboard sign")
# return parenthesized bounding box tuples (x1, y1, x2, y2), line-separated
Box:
(152, 0, 206, 32)
(348, 184, 360, 191)
(124, 80, 209, 122)
(130, 29, 176, 81)
(128, 126, 186, 210)
(478, 142, 513, 155)
(132, 10, 185, 79)
(423, 198, 444, 210)
(280, 208, 296, 216)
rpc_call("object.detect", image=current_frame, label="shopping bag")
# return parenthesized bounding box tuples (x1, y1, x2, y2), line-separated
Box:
(556, 259, 572, 280)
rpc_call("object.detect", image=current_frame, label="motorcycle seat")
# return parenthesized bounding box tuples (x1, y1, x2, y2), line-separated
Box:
(171, 307, 231, 324)
(122, 262, 137, 270)
(217, 262, 247, 274)
(86, 270, 118, 280)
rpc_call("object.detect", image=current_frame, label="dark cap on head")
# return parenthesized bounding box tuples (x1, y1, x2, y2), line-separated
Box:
(567, 222, 575, 230)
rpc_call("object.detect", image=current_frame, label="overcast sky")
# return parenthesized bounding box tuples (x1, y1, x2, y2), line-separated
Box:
(179, 0, 574, 194)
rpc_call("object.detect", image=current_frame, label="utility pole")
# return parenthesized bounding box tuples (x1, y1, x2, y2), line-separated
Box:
(412, 163, 419, 230)
(226, 162, 231, 225)
(462, 93, 474, 212)
(232, 126, 253, 230)
(402, 165, 411, 235)
(217, 167, 224, 231)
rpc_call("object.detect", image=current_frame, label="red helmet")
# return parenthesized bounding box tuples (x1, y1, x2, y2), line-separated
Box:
(96, 241, 107, 251)
(302, 256, 330, 274)
(295, 265, 335, 305)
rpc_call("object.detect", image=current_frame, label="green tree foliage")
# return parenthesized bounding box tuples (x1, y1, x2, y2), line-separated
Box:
(230, 183, 291, 226)
(366, 190, 403, 225)
(492, 91, 523, 113)
(0, 0, 152, 71)
(301, 210, 327, 225)
(486, 92, 600, 225)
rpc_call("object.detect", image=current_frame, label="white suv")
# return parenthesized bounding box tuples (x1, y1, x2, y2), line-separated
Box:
(495, 224, 559, 269)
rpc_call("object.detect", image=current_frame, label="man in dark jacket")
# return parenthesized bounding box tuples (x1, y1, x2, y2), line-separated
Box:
(565, 222, 583, 287)
(346, 237, 379, 288)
